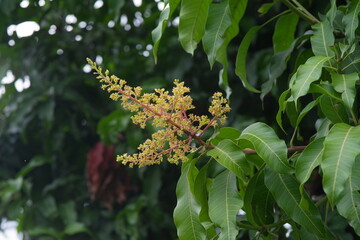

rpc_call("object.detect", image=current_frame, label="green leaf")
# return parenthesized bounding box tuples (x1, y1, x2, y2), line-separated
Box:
(106, 0, 124, 22)
(342, 0, 360, 43)
(273, 13, 298, 53)
(265, 167, 335, 239)
(97, 109, 130, 145)
(263, 34, 311, 100)
(295, 98, 320, 129)
(208, 170, 243, 240)
(276, 89, 291, 131)
(295, 137, 324, 184)
(174, 159, 206, 240)
(216, 0, 247, 97)
(319, 95, 348, 124)
(178, 0, 212, 54)
(152, 0, 180, 63)
(238, 122, 293, 173)
(326, 0, 337, 24)
(308, 82, 342, 102)
(331, 72, 359, 109)
(16, 156, 50, 178)
(39, 196, 58, 219)
(210, 127, 241, 146)
(243, 169, 274, 226)
(207, 139, 249, 180)
(64, 222, 90, 236)
(193, 162, 217, 238)
(310, 19, 335, 57)
(337, 156, 360, 236)
(290, 56, 332, 106)
(321, 123, 360, 205)
(234, 25, 262, 93)
(257, 2, 275, 15)
(202, 1, 232, 68)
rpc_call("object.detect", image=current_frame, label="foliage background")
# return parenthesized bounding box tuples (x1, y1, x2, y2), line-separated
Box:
(1, 0, 359, 239)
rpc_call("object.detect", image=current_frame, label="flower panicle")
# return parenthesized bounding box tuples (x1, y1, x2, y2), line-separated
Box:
(87, 58, 231, 167)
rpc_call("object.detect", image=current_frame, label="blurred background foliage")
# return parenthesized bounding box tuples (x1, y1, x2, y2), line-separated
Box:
(0, 0, 337, 239)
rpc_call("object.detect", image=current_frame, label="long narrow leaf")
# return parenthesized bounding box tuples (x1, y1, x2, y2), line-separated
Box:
(238, 122, 293, 173)
(208, 170, 243, 240)
(343, 0, 360, 43)
(337, 156, 360, 236)
(321, 123, 360, 206)
(202, 1, 232, 68)
(319, 95, 348, 124)
(207, 139, 249, 181)
(152, 0, 180, 63)
(273, 13, 298, 54)
(310, 19, 335, 57)
(331, 72, 359, 109)
(179, 0, 212, 54)
(265, 167, 335, 239)
(174, 160, 206, 240)
(290, 56, 332, 106)
(295, 137, 324, 184)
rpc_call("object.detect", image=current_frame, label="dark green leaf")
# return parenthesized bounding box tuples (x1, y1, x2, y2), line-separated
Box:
(311, 19, 335, 57)
(207, 139, 249, 180)
(331, 72, 359, 109)
(342, 0, 360, 43)
(179, 0, 212, 54)
(208, 170, 242, 240)
(321, 123, 360, 205)
(239, 122, 293, 173)
(319, 95, 348, 124)
(174, 159, 206, 240)
(202, 1, 232, 67)
(273, 13, 298, 53)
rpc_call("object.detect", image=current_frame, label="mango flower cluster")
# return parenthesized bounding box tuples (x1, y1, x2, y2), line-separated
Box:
(87, 58, 230, 167)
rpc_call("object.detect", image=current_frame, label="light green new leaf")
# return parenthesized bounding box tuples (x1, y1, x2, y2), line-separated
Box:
(343, 0, 360, 43)
(174, 160, 206, 240)
(207, 139, 249, 180)
(243, 169, 274, 226)
(273, 13, 298, 54)
(238, 122, 293, 173)
(179, 0, 212, 54)
(209, 170, 243, 240)
(295, 137, 324, 184)
(337, 156, 360, 236)
(203, 1, 232, 68)
(290, 56, 332, 106)
(331, 72, 359, 109)
(310, 19, 335, 57)
(321, 123, 360, 206)
(265, 167, 335, 239)
(319, 95, 348, 124)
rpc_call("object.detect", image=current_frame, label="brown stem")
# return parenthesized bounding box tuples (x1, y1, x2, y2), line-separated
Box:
(242, 145, 307, 155)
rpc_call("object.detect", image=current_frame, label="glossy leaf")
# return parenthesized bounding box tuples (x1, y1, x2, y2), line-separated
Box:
(337, 156, 360, 236)
(193, 162, 217, 238)
(290, 56, 332, 106)
(207, 139, 248, 180)
(243, 169, 274, 226)
(152, 0, 180, 63)
(265, 167, 335, 239)
(216, 0, 247, 97)
(331, 72, 359, 109)
(295, 137, 324, 184)
(174, 160, 206, 240)
(178, 0, 212, 54)
(321, 123, 360, 206)
(310, 19, 335, 57)
(319, 95, 348, 124)
(273, 13, 298, 53)
(276, 89, 290, 131)
(295, 98, 320, 129)
(210, 127, 241, 146)
(202, 0, 232, 68)
(239, 122, 293, 173)
(308, 82, 342, 102)
(342, 0, 360, 43)
(208, 170, 242, 240)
